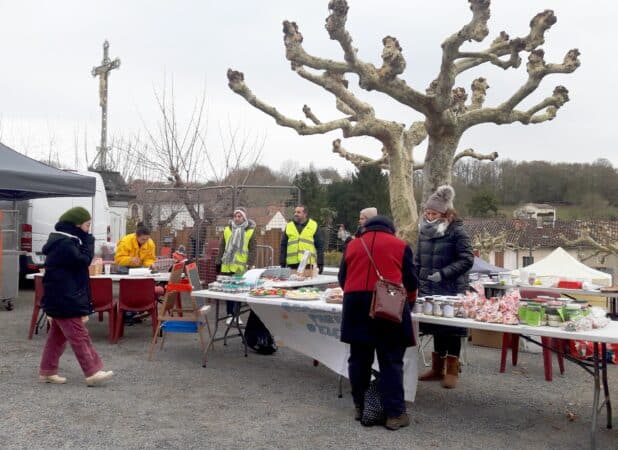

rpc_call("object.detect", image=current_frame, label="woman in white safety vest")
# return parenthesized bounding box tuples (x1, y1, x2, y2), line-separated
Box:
(216, 207, 256, 322)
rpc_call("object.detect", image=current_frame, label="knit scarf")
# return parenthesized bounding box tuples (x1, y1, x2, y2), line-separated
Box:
(419, 216, 450, 239)
(221, 219, 249, 265)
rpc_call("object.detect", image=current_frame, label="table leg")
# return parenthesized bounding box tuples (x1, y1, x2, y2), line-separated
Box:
(591, 343, 601, 450)
(601, 343, 612, 430)
(201, 299, 220, 367)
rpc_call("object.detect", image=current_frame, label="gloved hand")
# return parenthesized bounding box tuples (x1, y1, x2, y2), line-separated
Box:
(215, 263, 222, 274)
(428, 271, 442, 282)
(318, 264, 324, 275)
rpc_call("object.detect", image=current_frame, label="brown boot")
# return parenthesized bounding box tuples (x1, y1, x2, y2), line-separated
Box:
(385, 413, 410, 431)
(441, 355, 460, 389)
(419, 352, 445, 381)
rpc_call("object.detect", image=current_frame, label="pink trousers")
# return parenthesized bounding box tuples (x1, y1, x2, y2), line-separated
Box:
(39, 317, 103, 378)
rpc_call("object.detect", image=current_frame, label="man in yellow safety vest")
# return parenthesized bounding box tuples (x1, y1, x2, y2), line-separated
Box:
(280, 205, 324, 274)
(216, 207, 256, 322)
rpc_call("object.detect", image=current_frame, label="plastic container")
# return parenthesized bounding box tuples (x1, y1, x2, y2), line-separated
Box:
(423, 300, 433, 315)
(526, 305, 543, 327)
(413, 299, 423, 314)
(518, 302, 528, 323)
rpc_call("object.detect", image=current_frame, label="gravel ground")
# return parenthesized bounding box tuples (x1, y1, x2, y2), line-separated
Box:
(0, 286, 616, 449)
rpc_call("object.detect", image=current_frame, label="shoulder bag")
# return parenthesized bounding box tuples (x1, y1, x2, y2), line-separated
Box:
(359, 237, 406, 323)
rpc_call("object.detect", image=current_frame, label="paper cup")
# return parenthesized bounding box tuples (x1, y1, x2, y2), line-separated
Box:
(104, 264, 111, 275)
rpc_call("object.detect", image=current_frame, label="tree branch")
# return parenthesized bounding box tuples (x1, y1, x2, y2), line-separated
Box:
(282, 1, 431, 115)
(460, 47, 580, 128)
(302, 105, 321, 125)
(331, 138, 388, 170)
(434, 0, 491, 111)
(452, 148, 499, 166)
(455, 10, 558, 74)
(227, 69, 352, 135)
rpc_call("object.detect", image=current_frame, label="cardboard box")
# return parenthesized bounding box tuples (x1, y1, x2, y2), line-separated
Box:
(470, 329, 503, 349)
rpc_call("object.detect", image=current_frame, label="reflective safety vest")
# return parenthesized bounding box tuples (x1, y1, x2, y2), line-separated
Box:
(285, 219, 317, 266)
(221, 226, 255, 273)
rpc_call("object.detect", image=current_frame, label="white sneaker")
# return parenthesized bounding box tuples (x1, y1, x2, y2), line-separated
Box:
(225, 317, 233, 325)
(39, 374, 67, 384)
(85, 370, 114, 386)
(236, 317, 243, 326)
(226, 317, 243, 326)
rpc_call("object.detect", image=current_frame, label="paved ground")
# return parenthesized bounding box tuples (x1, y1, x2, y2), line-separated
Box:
(0, 286, 616, 449)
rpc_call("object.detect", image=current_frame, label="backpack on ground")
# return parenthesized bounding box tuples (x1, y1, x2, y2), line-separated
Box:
(244, 311, 277, 355)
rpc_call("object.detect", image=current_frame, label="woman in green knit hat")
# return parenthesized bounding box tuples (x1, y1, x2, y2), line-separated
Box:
(39, 206, 114, 386)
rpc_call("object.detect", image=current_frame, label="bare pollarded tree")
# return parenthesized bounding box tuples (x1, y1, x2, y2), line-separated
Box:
(227, 0, 580, 242)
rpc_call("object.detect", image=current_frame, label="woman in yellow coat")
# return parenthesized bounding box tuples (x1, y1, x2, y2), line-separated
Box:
(114, 222, 156, 268)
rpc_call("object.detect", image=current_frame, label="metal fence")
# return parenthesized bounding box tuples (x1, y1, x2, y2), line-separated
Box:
(137, 185, 300, 282)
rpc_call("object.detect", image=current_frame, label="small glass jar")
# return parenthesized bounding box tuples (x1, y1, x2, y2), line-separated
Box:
(443, 303, 454, 318)
(413, 299, 423, 314)
(432, 301, 441, 316)
(526, 305, 542, 327)
(518, 302, 528, 324)
(546, 307, 562, 327)
(423, 300, 434, 315)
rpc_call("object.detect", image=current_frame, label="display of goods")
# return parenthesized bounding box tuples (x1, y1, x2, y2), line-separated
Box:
(249, 287, 287, 297)
(324, 287, 343, 304)
(260, 266, 291, 280)
(285, 287, 322, 300)
(461, 289, 520, 324)
(208, 281, 251, 293)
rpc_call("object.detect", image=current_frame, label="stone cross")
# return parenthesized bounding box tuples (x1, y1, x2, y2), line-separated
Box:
(91, 40, 120, 170)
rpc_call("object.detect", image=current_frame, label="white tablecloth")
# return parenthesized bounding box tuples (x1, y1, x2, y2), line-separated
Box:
(192, 290, 419, 402)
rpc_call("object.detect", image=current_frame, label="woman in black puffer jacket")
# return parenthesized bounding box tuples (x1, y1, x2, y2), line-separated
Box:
(415, 186, 473, 389)
(39, 207, 113, 386)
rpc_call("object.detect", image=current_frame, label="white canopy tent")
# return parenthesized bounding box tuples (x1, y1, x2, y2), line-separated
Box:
(511, 247, 612, 287)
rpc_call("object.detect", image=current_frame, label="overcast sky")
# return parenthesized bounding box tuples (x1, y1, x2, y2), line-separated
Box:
(1, 0, 616, 178)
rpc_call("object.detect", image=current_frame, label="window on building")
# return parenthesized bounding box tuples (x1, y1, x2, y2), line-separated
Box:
(522, 256, 534, 267)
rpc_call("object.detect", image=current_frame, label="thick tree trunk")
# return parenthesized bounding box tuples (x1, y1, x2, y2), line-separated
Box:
(386, 141, 418, 244)
(422, 134, 461, 202)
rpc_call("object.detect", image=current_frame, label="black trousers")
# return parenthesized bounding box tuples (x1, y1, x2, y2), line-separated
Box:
(348, 342, 406, 417)
(434, 334, 461, 357)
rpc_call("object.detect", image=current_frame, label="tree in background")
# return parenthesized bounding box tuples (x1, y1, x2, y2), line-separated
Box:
(466, 190, 499, 217)
(227, 0, 579, 242)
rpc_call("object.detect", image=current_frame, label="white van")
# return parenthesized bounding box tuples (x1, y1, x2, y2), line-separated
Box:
(0, 170, 111, 280)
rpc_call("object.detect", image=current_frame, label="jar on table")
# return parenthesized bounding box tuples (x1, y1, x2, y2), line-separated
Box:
(526, 305, 543, 327)
(443, 302, 454, 318)
(423, 299, 434, 315)
(518, 301, 528, 324)
(413, 299, 423, 314)
(546, 306, 562, 327)
(433, 300, 443, 317)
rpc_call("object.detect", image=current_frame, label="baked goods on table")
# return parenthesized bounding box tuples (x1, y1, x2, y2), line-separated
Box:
(249, 287, 287, 297)
(324, 287, 343, 304)
(285, 287, 321, 300)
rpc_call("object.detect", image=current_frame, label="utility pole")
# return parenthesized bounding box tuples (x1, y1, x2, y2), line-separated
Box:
(91, 40, 120, 170)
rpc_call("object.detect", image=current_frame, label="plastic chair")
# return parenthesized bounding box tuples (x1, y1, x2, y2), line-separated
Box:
(148, 277, 212, 366)
(114, 278, 158, 343)
(500, 289, 566, 381)
(89, 278, 116, 343)
(28, 276, 47, 339)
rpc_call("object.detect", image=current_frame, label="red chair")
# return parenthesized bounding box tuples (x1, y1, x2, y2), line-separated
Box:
(114, 278, 158, 343)
(28, 276, 46, 339)
(500, 289, 566, 381)
(89, 278, 116, 343)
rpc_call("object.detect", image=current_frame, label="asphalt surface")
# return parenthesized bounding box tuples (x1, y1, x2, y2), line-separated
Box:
(0, 286, 616, 449)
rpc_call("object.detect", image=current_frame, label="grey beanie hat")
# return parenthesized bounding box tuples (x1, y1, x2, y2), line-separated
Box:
(424, 185, 455, 214)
